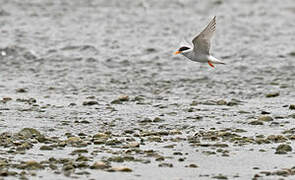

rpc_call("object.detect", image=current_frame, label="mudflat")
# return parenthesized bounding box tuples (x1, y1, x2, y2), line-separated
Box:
(0, 0, 295, 179)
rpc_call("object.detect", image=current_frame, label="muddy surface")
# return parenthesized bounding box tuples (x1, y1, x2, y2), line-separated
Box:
(0, 0, 295, 179)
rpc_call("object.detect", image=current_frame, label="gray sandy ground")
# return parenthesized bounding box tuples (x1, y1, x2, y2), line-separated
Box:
(0, 0, 295, 179)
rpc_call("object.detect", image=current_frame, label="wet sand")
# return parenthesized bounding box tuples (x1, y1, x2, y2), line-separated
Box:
(1, 0, 295, 179)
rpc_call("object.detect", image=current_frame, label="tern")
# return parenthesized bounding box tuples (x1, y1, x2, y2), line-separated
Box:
(174, 16, 225, 68)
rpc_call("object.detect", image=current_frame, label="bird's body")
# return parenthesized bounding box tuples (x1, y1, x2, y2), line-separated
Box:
(182, 50, 208, 62)
(174, 16, 225, 68)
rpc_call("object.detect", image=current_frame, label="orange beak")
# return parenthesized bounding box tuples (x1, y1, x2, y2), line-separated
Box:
(173, 51, 181, 55)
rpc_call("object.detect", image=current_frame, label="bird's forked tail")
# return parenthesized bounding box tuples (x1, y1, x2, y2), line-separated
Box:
(207, 56, 225, 67)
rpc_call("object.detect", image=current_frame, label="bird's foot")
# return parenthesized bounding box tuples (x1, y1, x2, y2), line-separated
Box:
(208, 61, 215, 68)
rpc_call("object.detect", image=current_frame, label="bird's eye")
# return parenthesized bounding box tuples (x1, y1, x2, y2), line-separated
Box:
(179, 46, 190, 51)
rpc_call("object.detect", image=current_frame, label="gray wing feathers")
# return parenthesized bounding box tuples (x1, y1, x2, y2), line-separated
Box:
(192, 16, 216, 54)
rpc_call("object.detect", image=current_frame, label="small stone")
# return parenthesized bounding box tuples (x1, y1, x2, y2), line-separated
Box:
(18, 128, 45, 142)
(158, 163, 173, 168)
(66, 137, 81, 143)
(188, 164, 198, 168)
(16, 88, 27, 93)
(18, 128, 41, 138)
(155, 156, 165, 161)
(249, 120, 264, 125)
(190, 101, 198, 106)
(76, 155, 89, 162)
(40, 145, 53, 150)
(68, 103, 76, 106)
(169, 129, 182, 135)
(105, 139, 122, 145)
(147, 136, 162, 142)
(163, 144, 176, 148)
(267, 135, 287, 143)
(76, 162, 89, 168)
(275, 144, 292, 154)
(111, 167, 132, 172)
(266, 92, 279, 98)
(78, 133, 87, 137)
(260, 171, 271, 176)
(216, 100, 227, 105)
(62, 164, 74, 171)
(258, 116, 273, 122)
(187, 107, 194, 112)
(70, 149, 88, 155)
(75, 171, 90, 175)
(213, 174, 228, 179)
(107, 156, 124, 163)
(16, 98, 36, 104)
(126, 142, 140, 148)
(145, 48, 157, 53)
(139, 118, 152, 123)
(93, 133, 109, 139)
(176, 157, 184, 162)
(0, 170, 17, 176)
(1, 97, 12, 103)
(111, 95, 129, 104)
(289, 105, 295, 110)
(238, 110, 250, 114)
(173, 152, 183, 155)
(261, 111, 270, 114)
(153, 117, 163, 122)
(80, 120, 90, 124)
(93, 140, 106, 145)
(274, 170, 289, 176)
(82, 101, 98, 106)
(90, 161, 109, 169)
(124, 130, 134, 134)
(24, 160, 43, 170)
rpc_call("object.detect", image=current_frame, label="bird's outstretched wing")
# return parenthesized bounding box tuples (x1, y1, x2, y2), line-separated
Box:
(192, 16, 216, 55)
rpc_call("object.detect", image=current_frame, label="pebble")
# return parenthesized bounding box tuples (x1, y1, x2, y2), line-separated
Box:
(249, 120, 264, 125)
(275, 144, 292, 154)
(158, 163, 173, 168)
(23, 160, 43, 170)
(188, 164, 198, 168)
(265, 92, 279, 98)
(82, 101, 98, 106)
(111, 95, 129, 104)
(66, 137, 81, 143)
(258, 116, 273, 122)
(216, 100, 227, 105)
(90, 161, 110, 169)
(16, 88, 27, 93)
(110, 167, 132, 172)
(289, 105, 295, 110)
(40, 145, 53, 150)
(125, 142, 140, 148)
(212, 174, 228, 179)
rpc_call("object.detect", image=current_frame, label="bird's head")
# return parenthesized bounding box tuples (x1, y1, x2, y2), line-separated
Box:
(173, 46, 191, 55)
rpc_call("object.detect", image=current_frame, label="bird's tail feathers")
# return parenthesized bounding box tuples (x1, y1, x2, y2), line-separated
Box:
(209, 56, 225, 64)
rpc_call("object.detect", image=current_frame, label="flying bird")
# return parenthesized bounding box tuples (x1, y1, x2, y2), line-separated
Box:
(174, 16, 225, 68)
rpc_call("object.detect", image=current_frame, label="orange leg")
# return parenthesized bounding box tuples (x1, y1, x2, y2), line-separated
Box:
(208, 61, 215, 68)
